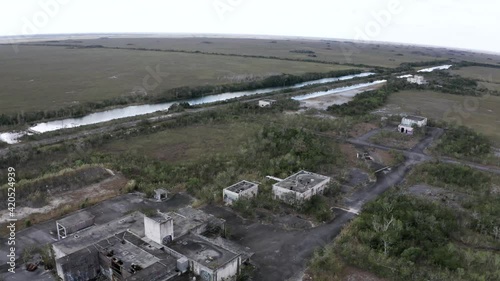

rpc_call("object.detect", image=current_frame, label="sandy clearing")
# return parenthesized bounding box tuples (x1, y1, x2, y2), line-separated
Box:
(298, 83, 384, 110)
(0, 174, 126, 224)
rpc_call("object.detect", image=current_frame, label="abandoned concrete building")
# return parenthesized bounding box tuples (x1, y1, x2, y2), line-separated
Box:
(52, 207, 251, 281)
(272, 170, 331, 204)
(168, 233, 242, 281)
(223, 180, 259, 205)
(56, 210, 95, 240)
(406, 75, 426, 85)
(398, 115, 427, 134)
(258, 99, 277, 107)
(153, 189, 168, 202)
(397, 74, 426, 85)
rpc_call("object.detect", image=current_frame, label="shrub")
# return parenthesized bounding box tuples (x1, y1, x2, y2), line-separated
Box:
(436, 126, 491, 157)
(301, 195, 333, 222)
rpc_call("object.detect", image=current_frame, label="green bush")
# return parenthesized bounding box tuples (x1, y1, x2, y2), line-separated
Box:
(301, 195, 333, 222)
(309, 190, 500, 281)
(410, 162, 491, 194)
(436, 126, 491, 158)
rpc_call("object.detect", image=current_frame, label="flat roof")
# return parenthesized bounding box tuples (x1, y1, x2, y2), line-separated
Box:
(56, 210, 95, 226)
(120, 232, 184, 281)
(274, 170, 330, 193)
(225, 180, 258, 194)
(404, 115, 426, 122)
(146, 213, 172, 224)
(71, 231, 178, 281)
(168, 233, 239, 270)
(60, 231, 179, 281)
(53, 212, 146, 256)
(168, 207, 224, 239)
(96, 235, 160, 269)
(125, 262, 179, 281)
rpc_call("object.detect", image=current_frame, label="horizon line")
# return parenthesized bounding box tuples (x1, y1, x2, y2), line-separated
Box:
(1, 32, 499, 56)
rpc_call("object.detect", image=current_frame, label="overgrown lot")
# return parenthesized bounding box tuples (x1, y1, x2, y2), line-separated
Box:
(382, 90, 500, 146)
(0, 165, 111, 208)
(0, 103, 355, 204)
(435, 125, 492, 159)
(308, 162, 500, 281)
(370, 130, 421, 150)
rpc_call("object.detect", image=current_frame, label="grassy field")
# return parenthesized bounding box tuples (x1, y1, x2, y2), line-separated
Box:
(4, 37, 500, 115)
(370, 130, 420, 150)
(451, 66, 500, 83)
(24, 37, 500, 68)
(381, 90, 500, 145)
(479, 81, 500, 91)
(450, 66, 500, 92)
(99, 121, 261, 164)
(0, 45, 356, 114)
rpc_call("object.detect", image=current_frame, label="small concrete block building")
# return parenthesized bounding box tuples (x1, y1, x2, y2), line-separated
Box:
(56, 210, 95, 240)
(169, 233, 242, 281)
(223, 180, 259, 205)
(153, 189, 168, 202)
(258, 99, 277, 107)
(406, 75, 426, 85)
(398, 115, 428, 134)
(273, 171, 331, 204)
(144, 213, 174, 244)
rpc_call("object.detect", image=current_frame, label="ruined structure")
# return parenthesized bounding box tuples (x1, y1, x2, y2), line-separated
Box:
(272, 170, 331, 204)
(406, 75, 426, 85)
(258, 99, 277, 107)
(52, 207, 249, 281)
(56, 211, 95, 240)
(169, 233, 242, 281)
(153, 189, 168, 202)
(398, 115, 427, 134)
(223, 180, 259, 205)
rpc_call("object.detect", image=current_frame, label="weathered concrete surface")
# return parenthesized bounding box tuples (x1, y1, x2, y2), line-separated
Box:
(0, 193, 192, 280)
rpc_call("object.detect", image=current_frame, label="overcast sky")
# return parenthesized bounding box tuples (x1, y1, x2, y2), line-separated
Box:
(0, 0, 498, 53)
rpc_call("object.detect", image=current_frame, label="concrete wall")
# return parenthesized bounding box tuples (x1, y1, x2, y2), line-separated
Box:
(398, 124, 414, 134)
(401, 118, 427, 127)
(191, 257, 240, 281)
(300, 178, 330, 201)
(223, 190, 240, 205)
(144, 216, 174, 245)
(53, 244, 67, 259)
(239, 185, 258, 199)
(56, 250, 100, 281)
(273, 178, 330, 204)
(223, 185, 258, 205)
(215, 256, 241, 281)
(62, 217, 94, 234)
(191, 261, 214, 281)
(272, 185, 295, 202)
(259, 100, 273, 107)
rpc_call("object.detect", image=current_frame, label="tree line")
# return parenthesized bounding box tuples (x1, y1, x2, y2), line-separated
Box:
(0, 69, 362, 127)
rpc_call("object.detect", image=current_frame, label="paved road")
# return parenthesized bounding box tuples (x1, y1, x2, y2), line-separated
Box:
(202, 126, 447, 281)
(2, 119, 499, 281)
(348, 127, 500, 176)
